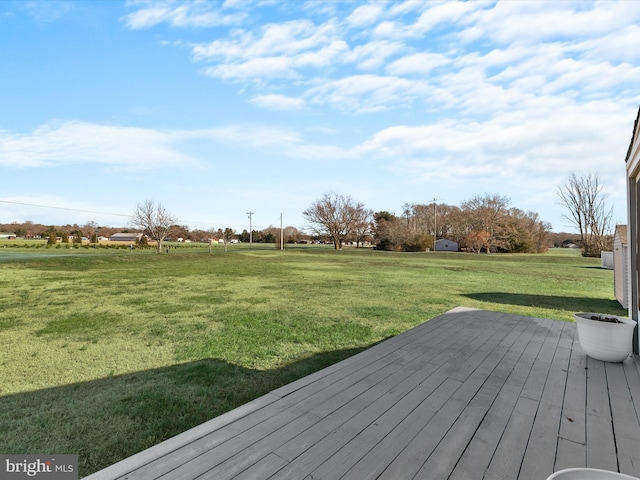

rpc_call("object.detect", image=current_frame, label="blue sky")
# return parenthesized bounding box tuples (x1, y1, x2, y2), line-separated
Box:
(1, 0, 639, 234)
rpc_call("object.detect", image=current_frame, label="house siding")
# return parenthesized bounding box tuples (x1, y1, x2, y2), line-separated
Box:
(614, 225, 628, 309)
(625, 105, 640, 354)
(109, 233, 141, 242)
(435, 239, 459, 252)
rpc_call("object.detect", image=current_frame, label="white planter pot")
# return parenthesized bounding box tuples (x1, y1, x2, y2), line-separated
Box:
(547, 467, 640, 479)
(574, 312, 636, 362)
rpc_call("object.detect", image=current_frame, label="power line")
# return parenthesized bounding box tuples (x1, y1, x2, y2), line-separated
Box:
(0, 199, 281, 231)
(0, 199, 131, 218)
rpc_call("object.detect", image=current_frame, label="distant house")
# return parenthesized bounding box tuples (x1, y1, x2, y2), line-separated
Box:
(110, 232, 143, 242)
(613, 225, 629, 309)
(435, 239, 459, 252)
(0, 232, 17, 240)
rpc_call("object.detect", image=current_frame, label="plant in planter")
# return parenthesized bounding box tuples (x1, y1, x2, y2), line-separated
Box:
(574, 312, 637, 362)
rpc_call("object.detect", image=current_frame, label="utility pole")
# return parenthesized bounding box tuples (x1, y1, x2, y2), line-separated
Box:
(280, 213, 284, 250)
(246, 211, 254, 248)
(432, 198, 438, 252)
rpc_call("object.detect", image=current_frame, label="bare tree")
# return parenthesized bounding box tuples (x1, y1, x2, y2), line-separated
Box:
(557, 172, 613, 257)
(221, 227, 236, 252)
(131, 200, 177, 253)
(303, 192, 366, 249)
(434, 204, 463, 242)
(461, 194, 510, 253)
(351, 207, 373, 247)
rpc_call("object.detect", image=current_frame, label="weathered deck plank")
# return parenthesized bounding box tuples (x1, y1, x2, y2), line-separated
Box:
(448, 317, 550, 479)
(586, 357, 619, 472)
(84, 309, 640, 480)
(555, 325, 588, 472)
(519, 321, 571, 480)
(608, 360, 640, 475)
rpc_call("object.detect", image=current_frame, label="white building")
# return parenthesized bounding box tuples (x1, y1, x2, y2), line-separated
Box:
(110, 232, 143, 242)
(435, 239, 459, 252)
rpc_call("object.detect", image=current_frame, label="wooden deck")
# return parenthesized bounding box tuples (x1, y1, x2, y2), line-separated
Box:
(85, 308, 640, 480)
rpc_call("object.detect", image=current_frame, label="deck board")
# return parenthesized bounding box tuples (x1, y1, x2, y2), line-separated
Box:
(448, 317, 549, 479)
(84, 308, 640, 480)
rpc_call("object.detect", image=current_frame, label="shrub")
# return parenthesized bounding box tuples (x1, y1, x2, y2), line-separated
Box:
(402, 233, 432, 252)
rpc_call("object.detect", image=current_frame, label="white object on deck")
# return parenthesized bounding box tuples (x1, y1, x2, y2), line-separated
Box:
(574, 312, 636, 362)
(547, 468, 640, 479)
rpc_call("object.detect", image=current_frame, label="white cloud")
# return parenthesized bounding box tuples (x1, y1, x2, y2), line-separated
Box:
(346, 4, 385, 28)
(0, 120, 343, 170)
(463, 44, 540, 70)
(222, 0, 249, 8)
(386, 52, 450, 75)
(357, 101, 633, 185)
(200, 124, 354, 161)
(20, 1, 73, 23)
(192, 19, 345, 82)
(371, 1, 486, 40)
(462, 0, 640, 46)
(123, 0, 640, 121)
(123, 1, 245, 29)
(407, 1, 482, 36)
(252, 20, 337, 57)
(371, 20, 401, 39)
(346, 40, 406, 71)
(476, 42, 640, 103)
(251, 94, 306, 111)
(308, 74, 431, 113)
(388, 0, 426, 17)
(203, 124, 302, 149)
(0, 122, 200, 170)
(576, 25, 640, 64)
(417, 65, 530, 115)
(203, 56, 297, 81)
(292, 40, 350, 69)
(192, 20, 336, 61)
(542, 61, 640, 97)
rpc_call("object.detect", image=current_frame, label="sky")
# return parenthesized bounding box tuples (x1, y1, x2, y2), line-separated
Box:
(1, 0, 639, 234)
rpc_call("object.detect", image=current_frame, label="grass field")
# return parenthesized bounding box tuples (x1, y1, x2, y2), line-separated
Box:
(0, 244, 625, 476)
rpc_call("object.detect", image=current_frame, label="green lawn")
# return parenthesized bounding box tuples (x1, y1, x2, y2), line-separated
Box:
(0, 245, 624, 476)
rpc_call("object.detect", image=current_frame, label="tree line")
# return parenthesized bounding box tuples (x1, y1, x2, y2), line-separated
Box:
(303, 192, 552, 253)
(1, 173, 613, 256)
(303, 172, 614, 256)
(0, 220, 306, 245)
